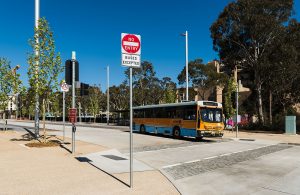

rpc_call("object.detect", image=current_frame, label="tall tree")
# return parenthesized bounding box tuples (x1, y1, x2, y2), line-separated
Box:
(266, 19, 300, 116)
(160, 77, 177, 103)
(27, 17, 63, 139)
(210, 0, 294, 124)
(125, 61, 162, 106)
(178, 59, 227, 100)
(109, 83, 129, 111)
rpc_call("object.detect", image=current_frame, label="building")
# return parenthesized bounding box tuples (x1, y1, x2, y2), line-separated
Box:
(0, 95, 18, 119)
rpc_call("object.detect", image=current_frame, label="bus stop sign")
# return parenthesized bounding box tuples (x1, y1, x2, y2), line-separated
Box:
(69, 108, 77, 124)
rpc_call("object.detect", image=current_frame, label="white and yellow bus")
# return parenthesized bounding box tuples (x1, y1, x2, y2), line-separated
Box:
(133, 101, 224, 139)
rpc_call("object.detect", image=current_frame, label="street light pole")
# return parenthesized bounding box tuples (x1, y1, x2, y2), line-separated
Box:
(107, 65, 110, 125)
(34, 0, 40, 138)
(72, 51, 76, 109)
(185, 31, 189, 101)
(181, 31, 189, 101)
(72, 51, 76, 154)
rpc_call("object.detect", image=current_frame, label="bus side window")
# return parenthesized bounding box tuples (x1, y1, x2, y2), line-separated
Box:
(133, 110, 138, 118)
(176, 107, 183, 118)
(145, 109, 152, 118)
(184, 107, 196, 120)
(166, 107, 176, 118)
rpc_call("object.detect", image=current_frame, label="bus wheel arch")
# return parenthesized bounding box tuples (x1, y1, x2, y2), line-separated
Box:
(173, 126, 181, 138)
(140, 125, 146, 133)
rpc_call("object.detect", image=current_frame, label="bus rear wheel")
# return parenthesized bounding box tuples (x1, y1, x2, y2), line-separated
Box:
(173, 127, 181, 139)
(140, 125, 146, 133)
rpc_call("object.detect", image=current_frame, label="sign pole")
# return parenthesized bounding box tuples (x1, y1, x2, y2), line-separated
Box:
(72, 51, 76, 109)
(61, 82, 69, 142)
(107, 65, 110, 125)
(63, 91, 65, 142)
(130, 67, 133, 188)
(121, 33, 141, 188)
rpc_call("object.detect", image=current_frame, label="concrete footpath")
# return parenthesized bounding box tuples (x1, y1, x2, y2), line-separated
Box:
(223, 129, 300, 145)
(0, 130, 179, 195)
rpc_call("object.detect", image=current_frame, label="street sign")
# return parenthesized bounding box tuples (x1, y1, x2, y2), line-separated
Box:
(121, 32, 142, 188)
(122, 54, 141, 67)
(121, 33, 141, 67)
(61, 82, 69, 92)
(121, 33, 141, 55)
(69, 108, 77, 124)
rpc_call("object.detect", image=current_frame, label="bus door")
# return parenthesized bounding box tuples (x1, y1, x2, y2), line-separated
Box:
(197, 106, 201, 129)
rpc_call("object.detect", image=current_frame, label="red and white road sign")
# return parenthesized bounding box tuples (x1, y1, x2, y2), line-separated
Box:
(121, 33, 141, 55)
(60, 82, 69, 92)
(69, 108, 77, 124)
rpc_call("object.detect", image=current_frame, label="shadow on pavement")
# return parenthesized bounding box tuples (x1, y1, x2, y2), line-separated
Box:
(75, 156, 130, 187)
(126, 131, 221, 143)
(10, 133, 36, 142)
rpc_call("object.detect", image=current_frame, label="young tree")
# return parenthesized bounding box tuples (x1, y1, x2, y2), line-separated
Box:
(223, 77, 236, 119)
(0, 58, 22, 121)
(210, 0, 294, 124)
(27, 17, 63, 140)
(88, 85, 102, 123)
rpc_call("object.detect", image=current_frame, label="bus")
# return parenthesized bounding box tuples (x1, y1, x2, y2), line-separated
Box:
(133, 101, 224, 139)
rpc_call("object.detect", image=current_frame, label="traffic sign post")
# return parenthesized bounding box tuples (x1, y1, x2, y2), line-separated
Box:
(69, 108, 77, 124)
(121, 34, 141, 55)
(121, 33, 141, 68)
(121, 54, 141, 67)
(69, 108, 77, 154)
(121, 33, 141, 188)
(61, 82, 69, 142)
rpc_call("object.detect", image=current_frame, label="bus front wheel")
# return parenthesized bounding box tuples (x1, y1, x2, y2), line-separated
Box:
(173, 127, 181, 139)
(140, 125, 146, 133)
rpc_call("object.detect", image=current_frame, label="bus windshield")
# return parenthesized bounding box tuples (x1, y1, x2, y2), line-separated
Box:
(200, 108, 222, 123)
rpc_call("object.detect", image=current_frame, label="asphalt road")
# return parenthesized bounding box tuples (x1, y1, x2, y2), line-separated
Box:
(5, 120, 300, 195)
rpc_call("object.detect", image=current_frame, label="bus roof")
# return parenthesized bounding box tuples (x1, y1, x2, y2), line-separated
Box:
(133, 101, 222, 109)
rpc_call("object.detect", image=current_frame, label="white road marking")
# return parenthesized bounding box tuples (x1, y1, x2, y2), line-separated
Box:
(162, 144, 278, 169)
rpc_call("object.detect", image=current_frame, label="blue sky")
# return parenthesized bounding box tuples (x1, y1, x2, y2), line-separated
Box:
(1, 0, 300, 91)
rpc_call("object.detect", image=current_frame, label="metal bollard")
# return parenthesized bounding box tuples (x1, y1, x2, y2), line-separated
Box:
(72, 125, 76, 154)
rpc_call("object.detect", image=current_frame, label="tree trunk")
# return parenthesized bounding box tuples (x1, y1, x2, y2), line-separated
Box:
(269, 90, 272, 125)
(3, 112, 6, 131)
(255, 72, 264, 125)
(43, 99, 46, 143)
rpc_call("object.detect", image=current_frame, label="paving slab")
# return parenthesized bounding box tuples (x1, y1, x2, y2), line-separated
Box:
(167, 145, 300, 195)
(0, 131, 178, 195)
(133, 139, 277, 169)
(83, 149, 154, 174)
